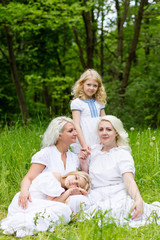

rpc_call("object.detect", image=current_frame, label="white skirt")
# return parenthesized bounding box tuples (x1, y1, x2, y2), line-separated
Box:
(0, 193, 72, 237)
(83, 195, 160, 227)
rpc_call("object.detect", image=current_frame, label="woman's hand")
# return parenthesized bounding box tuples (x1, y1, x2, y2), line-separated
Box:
(78, 147, 90, 162)
(131, 197, 143, 219)
(78, 148, 90, 173)
(18, 190, 32, 209)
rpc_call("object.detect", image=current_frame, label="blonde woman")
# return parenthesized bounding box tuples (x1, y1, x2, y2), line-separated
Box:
(79, 115, 160, 227)
(70, 69, 107, 154)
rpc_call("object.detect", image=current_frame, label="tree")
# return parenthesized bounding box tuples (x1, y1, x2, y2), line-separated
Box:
(120, 0, 148, 97)
(0, 1, 31, 123)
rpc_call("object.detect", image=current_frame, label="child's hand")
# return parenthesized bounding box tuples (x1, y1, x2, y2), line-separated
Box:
(84, 145, 91, 151)
(69, 187, 88, 196)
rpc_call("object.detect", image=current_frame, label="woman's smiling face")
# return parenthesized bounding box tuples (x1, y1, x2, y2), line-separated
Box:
(59, 122, 77, 145)
(98, 120, 118, 150)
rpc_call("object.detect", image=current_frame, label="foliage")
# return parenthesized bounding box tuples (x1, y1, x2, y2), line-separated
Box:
(25, 74, 75, 117)
(0, 0, 160, 127)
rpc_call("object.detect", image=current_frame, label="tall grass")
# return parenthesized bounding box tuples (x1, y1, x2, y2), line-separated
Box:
(0, 122, 45, 207)
(0, 123, 160, 239)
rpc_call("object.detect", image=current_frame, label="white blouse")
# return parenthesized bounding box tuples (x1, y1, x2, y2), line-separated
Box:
(31, 145, 79, 176)
(89, 145, 135, 189)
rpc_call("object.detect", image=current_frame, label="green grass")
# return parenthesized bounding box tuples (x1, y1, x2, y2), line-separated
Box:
(0, 123, 160, 239)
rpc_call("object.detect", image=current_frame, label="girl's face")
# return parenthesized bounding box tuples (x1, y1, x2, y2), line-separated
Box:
(98, 120, 118, 150)
(83, 79, 98, 98)
(59, 122, 77, 145)
(65, 174, 86, 189)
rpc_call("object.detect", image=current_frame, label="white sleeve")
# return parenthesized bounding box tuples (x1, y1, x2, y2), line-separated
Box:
(31, 148, 49, 167)
(117, 149, 135, 175)
(70, 98, 82, 111)
(100, 103, 105, 110)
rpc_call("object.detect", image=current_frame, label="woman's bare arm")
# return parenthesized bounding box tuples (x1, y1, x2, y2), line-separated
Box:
(18, 163, 45, 209)
(122, 172, 143, 219)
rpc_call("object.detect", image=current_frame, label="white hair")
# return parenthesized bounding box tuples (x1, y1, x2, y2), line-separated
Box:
(98, 115, 131, 152)
(42, 116, 75, 148)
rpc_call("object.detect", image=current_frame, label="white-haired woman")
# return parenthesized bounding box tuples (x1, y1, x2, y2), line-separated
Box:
(77, 115, 160, 227)
(19, 116, 79, 209)
(0, 171, 90, 237)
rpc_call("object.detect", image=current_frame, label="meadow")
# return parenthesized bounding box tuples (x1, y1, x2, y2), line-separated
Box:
(0, 122, 160, 240)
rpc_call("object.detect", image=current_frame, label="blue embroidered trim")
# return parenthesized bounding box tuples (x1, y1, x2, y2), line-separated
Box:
(71, 109, 81, 112)
(84, 99, 98, 118)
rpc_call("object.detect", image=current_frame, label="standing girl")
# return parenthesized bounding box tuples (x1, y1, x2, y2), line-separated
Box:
(70, 69, 107, 154)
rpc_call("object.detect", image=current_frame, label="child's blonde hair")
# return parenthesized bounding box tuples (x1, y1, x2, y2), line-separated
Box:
(62, 171, 91, 192)
(71, 69, 106, 105)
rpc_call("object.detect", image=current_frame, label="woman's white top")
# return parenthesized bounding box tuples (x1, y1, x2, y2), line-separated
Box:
(84, 145, 160, 228)
(31, 145, 79, 175)
(88, 145, 135, 201)
(70, 98, 105, 153)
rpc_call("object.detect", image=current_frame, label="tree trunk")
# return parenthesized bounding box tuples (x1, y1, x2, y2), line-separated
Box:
(72, 26, 86, 69)
(100, 4, 104, 77)
(144, 0, 150, 73)
(82, 0, 94, 68)
(114, 0, 130, 81)
(5, 27, 30, 124)
(120, 0, 147, 96)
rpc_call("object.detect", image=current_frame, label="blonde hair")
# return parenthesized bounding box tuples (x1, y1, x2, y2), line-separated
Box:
(62, 171, 91, 192)
(42, 116, 75, 148)
(71, 69, 106, 105)
(98, 115, 131, 152)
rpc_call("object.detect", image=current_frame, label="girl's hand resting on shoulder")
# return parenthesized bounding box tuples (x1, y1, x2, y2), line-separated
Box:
(18, 190, 32, 209)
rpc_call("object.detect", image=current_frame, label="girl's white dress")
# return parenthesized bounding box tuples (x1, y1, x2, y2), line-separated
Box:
(70, 98, 105, 153)
(31, 145, 79, 175)
(0, 172, 72, 237)
(83, 145, 160, 227)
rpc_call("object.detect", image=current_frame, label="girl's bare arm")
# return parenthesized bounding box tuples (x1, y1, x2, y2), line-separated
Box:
(72, 110, 89, 149)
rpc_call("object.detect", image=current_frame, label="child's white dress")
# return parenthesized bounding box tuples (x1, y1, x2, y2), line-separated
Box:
(0, 172, 72, 237)
(70, 98, 105, 153)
